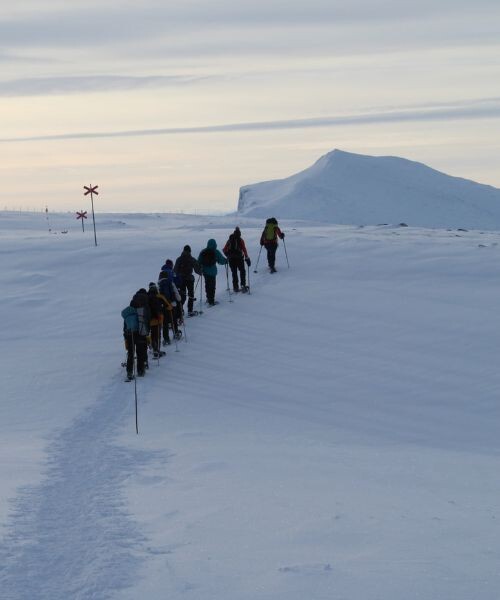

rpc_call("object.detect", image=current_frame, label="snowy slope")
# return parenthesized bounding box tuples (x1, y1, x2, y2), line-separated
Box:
(1, 212, 500, 599)
(238, 149, 500, 229)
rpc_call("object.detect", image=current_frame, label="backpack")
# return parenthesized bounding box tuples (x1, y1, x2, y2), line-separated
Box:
(122, 306, 139, 333)
(158, 277, 174, 301)
(226, 234, 242, 257)
(200, 247, 216, 267)
(264, 223, 277, 241)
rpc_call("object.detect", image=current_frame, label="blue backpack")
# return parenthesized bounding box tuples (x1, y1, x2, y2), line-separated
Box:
(121, 306, 139, 332)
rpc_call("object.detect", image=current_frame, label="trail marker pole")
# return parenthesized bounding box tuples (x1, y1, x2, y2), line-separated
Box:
(83, 184, 99, 246)
(45, 206, 51, 233)
(76, 210, 87, 232)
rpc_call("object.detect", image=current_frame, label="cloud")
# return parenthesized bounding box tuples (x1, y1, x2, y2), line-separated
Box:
(2, 98, 499, 143)
(0, 74, 209, 96)
(1, 1, 498, 49)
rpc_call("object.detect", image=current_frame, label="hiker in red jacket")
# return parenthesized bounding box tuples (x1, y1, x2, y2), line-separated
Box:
(260, 217, 284, 273)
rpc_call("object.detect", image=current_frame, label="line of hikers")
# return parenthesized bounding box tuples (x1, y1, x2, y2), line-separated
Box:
(121, 218, 285, 381)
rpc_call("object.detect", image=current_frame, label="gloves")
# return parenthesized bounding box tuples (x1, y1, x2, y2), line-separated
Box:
(260, 241, 264, 246)
(281, 232, 285, 239)
(245, 257, 251, 267)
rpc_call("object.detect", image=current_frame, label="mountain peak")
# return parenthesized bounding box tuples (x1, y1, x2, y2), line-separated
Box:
(237, 150, 500, 229)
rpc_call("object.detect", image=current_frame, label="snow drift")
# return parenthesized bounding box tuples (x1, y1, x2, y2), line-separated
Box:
(237, 149, 500, 229)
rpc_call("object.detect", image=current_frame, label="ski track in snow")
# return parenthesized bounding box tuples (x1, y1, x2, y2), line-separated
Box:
(0, 378, 163, 600)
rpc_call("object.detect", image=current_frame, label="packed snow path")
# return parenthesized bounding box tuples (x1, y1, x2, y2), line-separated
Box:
(0, 379, 163, 599)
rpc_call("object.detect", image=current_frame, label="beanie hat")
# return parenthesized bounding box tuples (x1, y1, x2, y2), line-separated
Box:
(183, 245, 191, 253)
(234, 227, 241, 238)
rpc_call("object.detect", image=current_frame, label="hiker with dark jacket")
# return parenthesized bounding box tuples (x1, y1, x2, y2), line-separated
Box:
(147, 283, 167, 358)
(174, 245, 202, 316)
(121, 289, 151, 379)
(198, 238, 227, 306)
(223, 227, 251, 292)
(260, 217, 284, 273)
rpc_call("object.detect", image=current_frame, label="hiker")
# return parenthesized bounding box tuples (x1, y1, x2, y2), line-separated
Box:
(147, 283, 167, 358)
(198, 239, 227, 305)
(174, 245, 202, 316)
(158, 260, 183, 343)
(121, 289, 150, 380)
(260, 217, 284, 273)
(223, 227, 251, 292)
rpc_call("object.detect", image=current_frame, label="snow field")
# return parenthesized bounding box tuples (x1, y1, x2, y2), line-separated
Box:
(0, 213, 499, 599)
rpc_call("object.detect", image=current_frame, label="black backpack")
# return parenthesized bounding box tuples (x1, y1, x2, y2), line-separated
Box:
(200, 248, 216, 267)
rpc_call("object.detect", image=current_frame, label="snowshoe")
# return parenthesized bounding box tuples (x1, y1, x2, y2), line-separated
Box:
(125, 373, 134, 382)
(270, 267, 277, 273)
(187, 310, 199, 317)
(241, 286, 249, 293)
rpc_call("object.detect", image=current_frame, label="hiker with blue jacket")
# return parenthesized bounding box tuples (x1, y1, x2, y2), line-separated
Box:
(198, 239, 227, 306)
(121, 289, 151, 380)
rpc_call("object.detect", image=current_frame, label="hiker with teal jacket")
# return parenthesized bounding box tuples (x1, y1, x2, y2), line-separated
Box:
(198, 239, 227, 306)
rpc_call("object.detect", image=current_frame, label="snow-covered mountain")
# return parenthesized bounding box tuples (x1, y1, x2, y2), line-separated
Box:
(237, 149, 500, 229)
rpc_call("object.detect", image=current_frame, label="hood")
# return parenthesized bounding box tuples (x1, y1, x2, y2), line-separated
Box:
(207, 238, 217, 249)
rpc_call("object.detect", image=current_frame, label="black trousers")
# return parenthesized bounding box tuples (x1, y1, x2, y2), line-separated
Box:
(265, 242, 278, 268)
(229, 256, 246, 289)
(179, 277, 195, 312)
(204, 274, 216, 303)
(124, 332, 148, 375)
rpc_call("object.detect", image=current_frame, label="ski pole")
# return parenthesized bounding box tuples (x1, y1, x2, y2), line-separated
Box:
(282, 237, 290, 268)
(181, 304, 188, 343)
(247, 263, 251, 294)
(156, 324, 161, 366)
(131, 331, 139, 435)
(225, 263, 233, 303)
(194, 274, 203, 315)
(254, 245, 262, 273)
(169, 308, 180, 353)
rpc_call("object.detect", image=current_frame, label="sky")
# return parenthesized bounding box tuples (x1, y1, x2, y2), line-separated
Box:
(1, 0, 499, 213)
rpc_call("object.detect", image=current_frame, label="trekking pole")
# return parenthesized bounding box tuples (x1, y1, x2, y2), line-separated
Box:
(156, 324, 161, 366)
(254, 246, 262, 273)
(247, 263, 251, 294)
(169, 308, 180, 353)
(225, 264, 233, 303)
(131, 331, 139, 435)
(197, 274, 204, 314)
(181, 305, 188, 343)
(282, 237, 290, 268)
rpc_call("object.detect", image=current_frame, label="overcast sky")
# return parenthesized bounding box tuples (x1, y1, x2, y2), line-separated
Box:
(1, 0, 499, 212)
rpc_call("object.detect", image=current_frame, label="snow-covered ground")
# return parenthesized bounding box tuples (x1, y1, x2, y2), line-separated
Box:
(0, 211, 499, 599)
